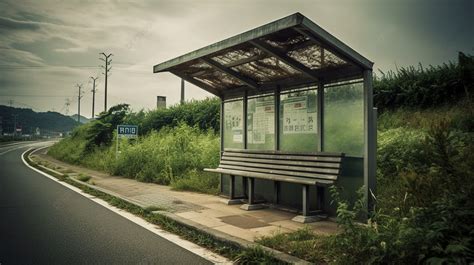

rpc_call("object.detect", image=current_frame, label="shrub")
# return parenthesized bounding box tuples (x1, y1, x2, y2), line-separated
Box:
(77, 174, 91, 182)
(140, 98, 220, 135)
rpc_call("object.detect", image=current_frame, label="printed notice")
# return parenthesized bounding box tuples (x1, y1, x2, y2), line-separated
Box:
(247, 99, 274, 144)
(282, 96, 317, 134)
(225, 102, 243, 143)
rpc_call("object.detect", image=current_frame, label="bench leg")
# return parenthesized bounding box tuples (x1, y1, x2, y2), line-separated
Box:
(240, 177, 264, 211)
(248, 177, 255, 204)
(229, 175, 235, 199)
(273, 181, 279, 204)
(317, 186, 324, 211)
(291, 184, 320, 223)
(302, 184, 310, 216)
(223, 175, 242, 205)
(243, 177, 248, 198)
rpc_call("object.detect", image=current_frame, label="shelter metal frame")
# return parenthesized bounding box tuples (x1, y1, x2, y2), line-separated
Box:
(153, 12, 376, 215)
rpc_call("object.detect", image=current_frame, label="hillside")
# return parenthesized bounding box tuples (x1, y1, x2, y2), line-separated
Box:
(70, 114, 91, 124)
(0, 105, 80, 135)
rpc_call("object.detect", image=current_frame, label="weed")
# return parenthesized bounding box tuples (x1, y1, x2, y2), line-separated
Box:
(257, 227, 328, 264)
(234, 246, 285, 265)
(144, 206, 163, 213)
(77, 174, 91, 182)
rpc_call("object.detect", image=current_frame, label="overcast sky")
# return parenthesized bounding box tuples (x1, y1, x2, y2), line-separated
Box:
(0, 0, 472, 117)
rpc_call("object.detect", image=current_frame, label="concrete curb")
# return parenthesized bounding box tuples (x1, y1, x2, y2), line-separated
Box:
(29, 148, 312, 264)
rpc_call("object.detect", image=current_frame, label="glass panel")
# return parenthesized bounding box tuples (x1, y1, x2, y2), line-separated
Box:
(324, 82, 364, 156)
(223, 100, 244, 149)
(279, 89, 318, 152)
(247, 95, 275, 150)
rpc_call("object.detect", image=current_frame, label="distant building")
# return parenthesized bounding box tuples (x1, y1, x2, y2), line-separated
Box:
(156, 96, 166, 109)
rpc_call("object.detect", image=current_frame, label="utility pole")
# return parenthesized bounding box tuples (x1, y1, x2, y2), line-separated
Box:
(90, 76, 99, 119)
(181, 78, 185, 105)
(76, 84, 84, 123)
(8, 100, 13, 108)
(99, 52, 112, 112)
(12, 114, 18, 136)
(65, 98, 71, 115)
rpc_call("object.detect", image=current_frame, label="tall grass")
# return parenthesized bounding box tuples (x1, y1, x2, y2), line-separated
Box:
(111, 123, 220, 192)
(49, 122, 221, 194)
(374, 52, 472, 110)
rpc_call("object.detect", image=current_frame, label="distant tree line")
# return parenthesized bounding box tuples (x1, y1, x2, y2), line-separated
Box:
(0, 106, 79, 134)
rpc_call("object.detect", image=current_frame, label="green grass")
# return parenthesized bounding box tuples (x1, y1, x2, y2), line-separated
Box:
(234, 246, 285, 264)
(256, 227, 329, 264)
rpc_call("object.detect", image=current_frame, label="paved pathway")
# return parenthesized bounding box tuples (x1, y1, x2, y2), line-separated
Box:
(33, 148, 338, 243)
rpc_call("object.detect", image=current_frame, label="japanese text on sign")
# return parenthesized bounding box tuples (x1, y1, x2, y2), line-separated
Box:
(282, 96, 317, 134)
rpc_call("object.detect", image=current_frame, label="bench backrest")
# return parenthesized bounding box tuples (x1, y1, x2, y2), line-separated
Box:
(219, 149, 344, 181)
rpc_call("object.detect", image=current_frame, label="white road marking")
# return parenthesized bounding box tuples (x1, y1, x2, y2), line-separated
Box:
(0, 141, 55, 156)
(21, 148, 230, 264)
(0, 144, 31, 155)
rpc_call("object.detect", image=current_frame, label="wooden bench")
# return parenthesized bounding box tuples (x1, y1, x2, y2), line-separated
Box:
(204, 149, 344, 221)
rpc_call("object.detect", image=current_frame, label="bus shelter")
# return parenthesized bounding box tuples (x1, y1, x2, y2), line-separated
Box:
(153, 13, 376, 222)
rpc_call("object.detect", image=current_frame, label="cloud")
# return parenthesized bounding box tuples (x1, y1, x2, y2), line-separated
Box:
(0, 46, 44, 65)
(0, 16, 41, 30)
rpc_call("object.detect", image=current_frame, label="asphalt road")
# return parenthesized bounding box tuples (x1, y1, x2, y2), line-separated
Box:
(0, 142, 211, 265)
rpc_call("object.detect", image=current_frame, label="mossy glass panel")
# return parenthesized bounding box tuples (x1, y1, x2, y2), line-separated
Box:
(324, 82, 364, 156)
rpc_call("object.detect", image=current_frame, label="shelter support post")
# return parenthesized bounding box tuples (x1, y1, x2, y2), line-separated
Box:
(363, 69, 376, 217)
(317, 82, 324, 151)
(243, 90, 248, 149)
(219, 101, 224, 194)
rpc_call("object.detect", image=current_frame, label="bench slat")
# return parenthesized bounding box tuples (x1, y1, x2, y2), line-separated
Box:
(220, 160, 340, 175)
(223, 152, 342, 163)
(221, 156, 340, 169)
(218, 164, 337, 180)
(204, 168, 335, 185)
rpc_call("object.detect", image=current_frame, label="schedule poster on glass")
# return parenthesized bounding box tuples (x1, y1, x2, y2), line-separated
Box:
(282, 96, 317, 135)
(247, 99, 274, 144)
(224, 102, 243, 143)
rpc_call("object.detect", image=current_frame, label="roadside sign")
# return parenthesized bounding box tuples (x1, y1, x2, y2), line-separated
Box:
(117, 125, 138, 138)
(116, 125, 138, 159)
